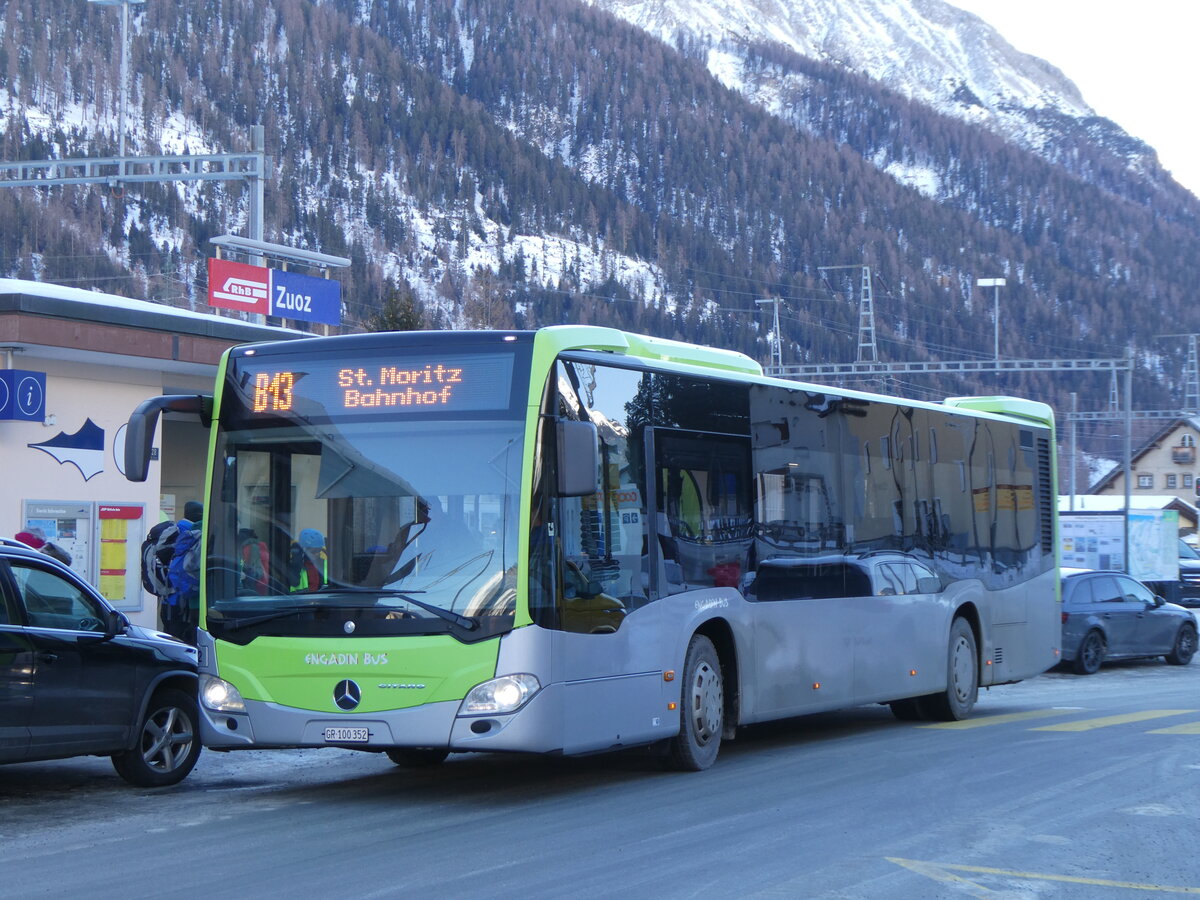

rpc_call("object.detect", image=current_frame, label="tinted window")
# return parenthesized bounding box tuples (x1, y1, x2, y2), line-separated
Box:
(1064, 576, 1091, 606)
(1115, 576, 1154, 604)
(1089, 575, 1125, 604)
(10, 561, 106, 631)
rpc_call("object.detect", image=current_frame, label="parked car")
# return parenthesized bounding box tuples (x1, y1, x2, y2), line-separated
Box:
(0, 540, 200, 786)
(1174, 539, 1200, 608)
(747, 550, 942, 601)
(1059, 568, 1197, 675)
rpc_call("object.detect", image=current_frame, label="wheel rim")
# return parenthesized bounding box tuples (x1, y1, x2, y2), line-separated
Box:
(689, 658, 723, 746)
(141, 706, 195, 773)
(1082, 634, 1102, 669)
(950, 634, 975, 703)
(1179, 628, 1197, 658)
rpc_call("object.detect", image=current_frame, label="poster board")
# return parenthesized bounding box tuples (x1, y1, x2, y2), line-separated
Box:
(23, 500, 146, 611)
(1059, 510, 1179, 582)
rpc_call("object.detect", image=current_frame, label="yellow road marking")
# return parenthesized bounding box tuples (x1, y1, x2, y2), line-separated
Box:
(887, 858, 1200, 894)
(920, 708, 1071, 729)
(1031, 710, 1197, 732)
(886, 857, 993, 898)
(1149, 721, 1200, 734)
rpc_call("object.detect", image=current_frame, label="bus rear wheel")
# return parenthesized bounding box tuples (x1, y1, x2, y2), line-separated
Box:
(385, 748, 449, 767)
(666, 634, 723, 771)
(916, 617, 978, 721)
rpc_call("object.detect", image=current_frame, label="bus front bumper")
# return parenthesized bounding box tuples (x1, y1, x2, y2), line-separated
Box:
(199, 683, 571, 754)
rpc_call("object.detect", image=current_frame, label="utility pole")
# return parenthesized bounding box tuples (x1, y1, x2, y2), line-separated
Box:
(1069, 392, 1077, 509)
(1158, 333, 1200, 414)
(977, 277, 1006, 360)
(818, 264, 877, 363)
(755, 298, 784, 370)
(88, 0, 145, 161)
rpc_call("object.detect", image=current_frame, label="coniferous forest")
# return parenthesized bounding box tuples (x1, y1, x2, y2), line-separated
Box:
(2, 0, 1199, 460)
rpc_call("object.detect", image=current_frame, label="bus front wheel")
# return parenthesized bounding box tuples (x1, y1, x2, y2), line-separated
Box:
(666, 634, 724, 771)
(916, 617, 978, 721)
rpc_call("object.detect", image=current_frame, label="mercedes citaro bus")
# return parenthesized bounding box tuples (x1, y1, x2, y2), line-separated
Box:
(125, 326, 1059, 770)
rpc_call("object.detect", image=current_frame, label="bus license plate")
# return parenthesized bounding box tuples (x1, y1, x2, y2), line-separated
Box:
(324, 727, 369, 743)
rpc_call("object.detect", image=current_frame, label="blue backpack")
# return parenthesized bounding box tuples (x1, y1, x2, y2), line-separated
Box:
(167, 521, 202, 608)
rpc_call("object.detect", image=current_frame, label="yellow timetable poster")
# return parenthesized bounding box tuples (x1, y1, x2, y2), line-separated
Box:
(98, 504, 144, 605)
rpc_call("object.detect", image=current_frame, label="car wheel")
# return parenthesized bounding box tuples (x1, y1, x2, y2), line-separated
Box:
(1073, 630, 1105, 675)
(111, 688, 201, 787)
(916, 617, 978, 721)
(665, 634, 724, 771)
(385, 748, 449, 767)
(1166, 623, 1197, 666)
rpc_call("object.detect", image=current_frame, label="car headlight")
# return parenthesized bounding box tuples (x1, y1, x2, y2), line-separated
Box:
(459, 673, 540, 715)
(200, 674, 246, 713)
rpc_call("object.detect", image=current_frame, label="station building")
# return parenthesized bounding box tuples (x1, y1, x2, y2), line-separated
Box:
(0, 279, 302, 628)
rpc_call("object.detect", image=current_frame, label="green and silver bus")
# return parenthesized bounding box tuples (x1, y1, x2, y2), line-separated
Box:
(126, 326, 1060, 770)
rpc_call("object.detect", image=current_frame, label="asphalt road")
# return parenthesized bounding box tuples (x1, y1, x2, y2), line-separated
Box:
(3, 659, 1199, 899)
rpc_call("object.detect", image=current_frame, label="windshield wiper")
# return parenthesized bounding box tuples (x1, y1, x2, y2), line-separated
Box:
(214, 606, 314, 631)
(321, 587, 478, 631)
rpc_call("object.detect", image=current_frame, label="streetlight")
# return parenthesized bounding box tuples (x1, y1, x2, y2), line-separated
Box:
(977, 277, 1006, 360)
(88, 0, 145, 160)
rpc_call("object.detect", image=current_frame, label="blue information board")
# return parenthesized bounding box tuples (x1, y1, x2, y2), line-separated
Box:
(270, 269, 342, 325)
(0, 369, 46, 421)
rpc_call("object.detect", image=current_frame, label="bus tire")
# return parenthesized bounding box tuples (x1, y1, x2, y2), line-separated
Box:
(111, 688, 201, 787)
(917, 617, 978, 721)
(666, 634, 723, 771)
(385, 748, 449, 767)
(1073, 630, 1105, 675)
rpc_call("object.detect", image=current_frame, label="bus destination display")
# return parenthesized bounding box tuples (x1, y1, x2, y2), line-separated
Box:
(241, 352, 515, 416)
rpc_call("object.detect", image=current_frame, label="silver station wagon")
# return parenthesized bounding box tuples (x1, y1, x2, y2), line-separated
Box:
(1059, 568, 1197, 675)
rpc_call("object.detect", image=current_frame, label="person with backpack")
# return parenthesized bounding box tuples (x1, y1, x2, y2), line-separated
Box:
(142, 518, 181, 631)
(288, 528, 328, 592)
(238, 527, 270, 594)
(164, 501, 203, 643)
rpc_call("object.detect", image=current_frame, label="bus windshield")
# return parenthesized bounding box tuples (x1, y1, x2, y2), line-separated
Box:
(205, 342, 529, 643)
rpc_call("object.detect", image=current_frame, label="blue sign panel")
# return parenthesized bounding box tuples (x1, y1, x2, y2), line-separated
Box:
(270, 269, 342, 325)
(0, 369, 46, 421)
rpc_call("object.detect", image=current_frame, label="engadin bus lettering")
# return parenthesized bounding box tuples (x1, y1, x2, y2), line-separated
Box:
(304, 653, 390, 666)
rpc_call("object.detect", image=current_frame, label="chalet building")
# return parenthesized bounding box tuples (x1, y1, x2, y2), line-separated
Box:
(1090, 417, 1200, 529)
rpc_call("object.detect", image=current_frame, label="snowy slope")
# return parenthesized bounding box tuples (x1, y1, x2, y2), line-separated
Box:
(588, 0, 1115, 159)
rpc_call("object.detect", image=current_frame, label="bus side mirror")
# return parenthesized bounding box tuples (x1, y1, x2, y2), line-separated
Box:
(556, 420, 599, 497)
(124, 394, 213, 482)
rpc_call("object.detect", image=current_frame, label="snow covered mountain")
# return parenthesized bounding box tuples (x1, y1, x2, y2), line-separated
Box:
(3, 0, 1199, 426)
(588, 0, 1154, 181)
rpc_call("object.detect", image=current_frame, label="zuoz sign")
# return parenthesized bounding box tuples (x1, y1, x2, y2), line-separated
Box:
(207, 258, 341, 325)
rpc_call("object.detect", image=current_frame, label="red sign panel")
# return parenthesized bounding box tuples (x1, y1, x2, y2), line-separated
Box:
(98, 505, 143, 519)
(208, 258, 270, 314)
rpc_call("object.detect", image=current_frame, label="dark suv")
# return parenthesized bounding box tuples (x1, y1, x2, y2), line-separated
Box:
(0, 540, 200, 786)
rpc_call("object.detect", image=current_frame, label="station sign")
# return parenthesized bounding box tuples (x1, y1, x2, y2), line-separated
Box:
(208, 258, 269, 315)
(0, 369, 47, 421)
(271, 268, 341, 325)
(208, 258, 342, 325)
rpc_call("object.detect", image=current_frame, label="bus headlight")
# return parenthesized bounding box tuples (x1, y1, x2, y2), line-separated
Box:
(460, 674, 540, 715)
(200, 674, 246, 713)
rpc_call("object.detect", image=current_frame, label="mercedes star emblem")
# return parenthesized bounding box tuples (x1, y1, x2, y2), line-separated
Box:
(344, 620, 356, 634)
(333, 679, 361, 711)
